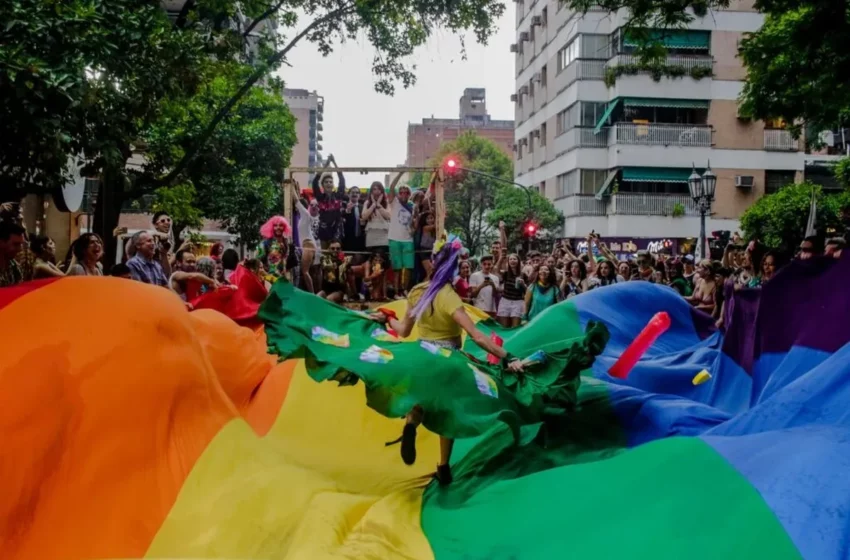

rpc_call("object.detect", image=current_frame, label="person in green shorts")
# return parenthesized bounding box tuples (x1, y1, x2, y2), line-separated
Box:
(387, 176, 415, 298)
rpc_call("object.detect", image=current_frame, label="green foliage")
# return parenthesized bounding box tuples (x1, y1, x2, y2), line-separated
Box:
(2, 0, 505, 198)
(671, 202, 686, 217)
(834, 158, 850, 189)
(422, 131, 513, 254)
(487, 187, 565, 249)
(603, 62, 712, 87)
(567, 1, 729, 34)
(146, 61, 295, 248)
(740, 182, 850, 251)
(419, 131, 563, 254)
(152, 183, 204, 231)
(738, 1, 850, 136)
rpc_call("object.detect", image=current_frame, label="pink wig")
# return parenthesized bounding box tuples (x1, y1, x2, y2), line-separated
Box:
(259, 216, 292, 239)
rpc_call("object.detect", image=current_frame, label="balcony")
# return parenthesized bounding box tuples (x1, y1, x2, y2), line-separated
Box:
(764, 129, 798, 151)
(609, 123, 712, 147)
(560, 59, 606, 86)
(557, 127, 609, 153)
(606, 53, 714, 81)
(610, 193, 699, 216)
(560, 195, 607, 217)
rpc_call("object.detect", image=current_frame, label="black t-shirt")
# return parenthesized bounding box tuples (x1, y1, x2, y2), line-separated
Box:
(502, 268, 525, 300)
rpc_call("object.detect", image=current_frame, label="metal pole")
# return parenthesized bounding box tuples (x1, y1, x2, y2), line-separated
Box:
(697, 199, 707, 261)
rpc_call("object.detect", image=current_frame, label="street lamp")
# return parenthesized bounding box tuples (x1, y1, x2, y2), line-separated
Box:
(688, 161, 717, 261)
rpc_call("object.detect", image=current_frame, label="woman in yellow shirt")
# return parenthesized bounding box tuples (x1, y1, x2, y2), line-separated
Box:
(371, 234, 523, 485)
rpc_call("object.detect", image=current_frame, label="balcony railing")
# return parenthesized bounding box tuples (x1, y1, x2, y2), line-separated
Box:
(560, 195, 607, 217)
(609, 123, 713, 147)
(559, 126, 609, 152)
(608, 53, 714, 73)
(764, 129, 798, 151)
(561, 59, 606, 85)
(610, 193, 700, 216)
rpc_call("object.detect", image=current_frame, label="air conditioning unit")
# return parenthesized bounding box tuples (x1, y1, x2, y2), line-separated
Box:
(519, 85, 529, 95)
(531, 15, 543, 26)
(510, 93, 518, 102)
(520, 138, 529, 146)
(735, 105, 750, 121)
(533, 129, 541, 138)
(735, 175, 754, 189)
(519, 31, 530, 42)
(510, 43, 518, 53)
(512, 143, 518, 151)
(533, 72, 542, 83)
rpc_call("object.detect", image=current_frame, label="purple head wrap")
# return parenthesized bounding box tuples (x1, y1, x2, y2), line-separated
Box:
(409, 234, 464, 320)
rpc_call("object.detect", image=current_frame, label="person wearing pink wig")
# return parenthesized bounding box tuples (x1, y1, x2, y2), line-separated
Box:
(257, 216, 291, 279)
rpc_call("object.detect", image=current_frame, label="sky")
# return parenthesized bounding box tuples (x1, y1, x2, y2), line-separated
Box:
(277, 6, 516, 187)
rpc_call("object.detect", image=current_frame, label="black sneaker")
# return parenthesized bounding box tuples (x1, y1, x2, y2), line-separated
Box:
(400, 423, 417, 465)
(435, 463, 453, 486)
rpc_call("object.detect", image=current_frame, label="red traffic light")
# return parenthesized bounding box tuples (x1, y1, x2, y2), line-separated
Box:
(524, 222, 537, 236)
(446, 159, 457, 169)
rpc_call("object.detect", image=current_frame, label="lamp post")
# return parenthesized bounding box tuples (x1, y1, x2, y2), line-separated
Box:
(688, 162, 717, 261)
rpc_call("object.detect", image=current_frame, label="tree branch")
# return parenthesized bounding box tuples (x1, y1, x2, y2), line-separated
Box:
(174, 0, 196, 29)
(243, 0, 287, 39)
(156, 2, 356, 189)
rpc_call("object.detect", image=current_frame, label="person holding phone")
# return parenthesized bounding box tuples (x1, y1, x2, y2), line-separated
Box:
(469, 254, 501, 318)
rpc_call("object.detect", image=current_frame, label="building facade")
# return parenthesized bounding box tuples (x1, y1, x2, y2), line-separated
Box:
(512, 0, 840, 247)
(283, 89, 324, 188)
(406, 88, 515, 167)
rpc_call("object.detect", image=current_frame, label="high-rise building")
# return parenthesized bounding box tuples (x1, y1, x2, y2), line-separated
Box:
(512, 1, 841, 251)
(283, 89, 324, 188)
(406, 88, 514, 167)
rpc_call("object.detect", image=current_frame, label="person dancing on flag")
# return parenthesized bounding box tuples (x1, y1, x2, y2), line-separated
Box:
(370, 233, 525, 485)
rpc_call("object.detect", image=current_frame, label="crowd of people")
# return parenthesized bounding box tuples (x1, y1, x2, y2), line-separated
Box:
(1, 170, 846, 326)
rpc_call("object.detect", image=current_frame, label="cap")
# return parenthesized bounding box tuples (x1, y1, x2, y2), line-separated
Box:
(683, 254, 695, 263)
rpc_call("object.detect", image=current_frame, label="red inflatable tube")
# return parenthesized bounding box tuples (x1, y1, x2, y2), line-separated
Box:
(487, 332, 504, 365)
(608, 311, 671, 379)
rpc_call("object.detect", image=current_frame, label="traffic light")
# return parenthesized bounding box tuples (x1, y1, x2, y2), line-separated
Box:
(442, 155, 461, 176)
(524, 221, 538, 236)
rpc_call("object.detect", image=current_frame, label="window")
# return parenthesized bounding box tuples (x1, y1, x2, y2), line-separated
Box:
(539, 181, 546, 197)
(556, 104, 578, 134)
(528, 132, 535, 153)
(580, 102, 608, 127)
(580, 170, 608, 194)
(541, 7, 548, 26)
(541, 63, 548, 88)
(581, 34, 612, 60)
(765, 170, 796, 194)
(556, 170, 578, 198)
(540, 123, 547, 146)
(557, 39, 579, 72)
(529, 78, 535, 99)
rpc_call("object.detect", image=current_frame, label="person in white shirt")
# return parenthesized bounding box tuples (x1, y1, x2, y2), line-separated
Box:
(386, 174, 414, 298)
(292, 188, 321, 293)
(469, 255, 501, 317)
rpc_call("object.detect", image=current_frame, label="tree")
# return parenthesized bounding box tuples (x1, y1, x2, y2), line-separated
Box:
(487, 186, 564, 250)
(416, 131, 563, 254)
(145, 62, 296, 249)
(2, 0, 506, 261)
(739, 182, 850, 252)
(737, 0, 850, 137)
(421, 132, 513, 254)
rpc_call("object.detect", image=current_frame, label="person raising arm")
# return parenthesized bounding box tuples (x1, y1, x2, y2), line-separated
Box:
(370, 234, 522, 486)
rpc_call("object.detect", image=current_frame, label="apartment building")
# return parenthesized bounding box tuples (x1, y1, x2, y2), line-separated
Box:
(283, 89, 324, 187)
(512, 0, 841, 251)
(407, 88, 515, 167)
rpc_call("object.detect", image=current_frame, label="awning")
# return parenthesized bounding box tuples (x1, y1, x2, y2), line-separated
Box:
(594, 100, 619, 135)
(594, 169, 620, 200)
(622, 167, 694, 183)
(624, 29, 711, 50)
(623, 98, 710, 109)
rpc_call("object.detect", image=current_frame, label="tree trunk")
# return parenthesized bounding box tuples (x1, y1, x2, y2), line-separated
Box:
(92, 171, 126, 269)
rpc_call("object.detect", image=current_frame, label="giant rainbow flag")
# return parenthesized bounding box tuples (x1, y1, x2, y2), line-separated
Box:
(1, 255, 848, 559)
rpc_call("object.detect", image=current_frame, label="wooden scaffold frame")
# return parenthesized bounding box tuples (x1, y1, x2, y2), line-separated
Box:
(283, 166, 449, 238)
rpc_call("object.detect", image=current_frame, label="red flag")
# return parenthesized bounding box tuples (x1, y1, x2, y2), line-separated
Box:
(488, 332, 504, 365)
(191, 265, 268, 327)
